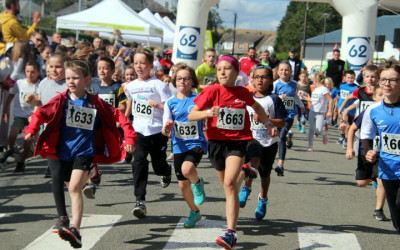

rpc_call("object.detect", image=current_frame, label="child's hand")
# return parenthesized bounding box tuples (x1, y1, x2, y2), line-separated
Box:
(24, 94, 35, 104)
(253, 113, 260, 122)
(164, 119, 173, 132)
(25, 133, 35, 141)
(346, 148, 355, 160)
(125, 144, 135, 153)
(279, 94, 287, 100)
(208, 106, 220, 117)
(365, 150, 377, 163)
(149, 100, 159, 109)
(326, 111, 332, 118)
(270, 127, 279, 137)
(116, 122, 121, 128)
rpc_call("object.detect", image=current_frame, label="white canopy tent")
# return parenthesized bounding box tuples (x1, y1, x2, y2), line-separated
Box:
(56, 0, 163, 44)
(138, 8, 175, 45)
(162, 15, 176, 31)
(99, 31, 173, 47)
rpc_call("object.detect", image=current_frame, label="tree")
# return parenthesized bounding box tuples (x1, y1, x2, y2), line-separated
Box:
(274, 2, 342, 54)
(207, 7, 224, 44)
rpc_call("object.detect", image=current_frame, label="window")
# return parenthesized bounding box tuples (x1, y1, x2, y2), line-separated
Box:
(239, 43, 243, 49)
(248, 43, 254, 48)
(224, 42, 233, 50)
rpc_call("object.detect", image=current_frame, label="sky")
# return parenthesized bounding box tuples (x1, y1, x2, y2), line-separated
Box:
(155, 0, 290, 31)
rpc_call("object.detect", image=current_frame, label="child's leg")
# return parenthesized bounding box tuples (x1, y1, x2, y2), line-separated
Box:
(278, 118, 293, 165)
(7, 127, 19, 150)
(223, 155, 244, 231)
(381, 179, 400, 232)
(179, 179, 197, 211)
(308, 110, 316, 148)
(131, 133, 151, 201)
(149, 133, 171, 177)
(376, 178, 386, 210)
(67, 169, 90, 230)
(49, 158, 68, 217)
(315, 112, 325, 135)
(20, 139, 32, 162)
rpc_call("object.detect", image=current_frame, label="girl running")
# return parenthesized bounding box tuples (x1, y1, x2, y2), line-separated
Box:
(296, 70, 311, 134)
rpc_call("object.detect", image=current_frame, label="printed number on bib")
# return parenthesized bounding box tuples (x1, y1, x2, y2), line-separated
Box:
(360, 101, 374, 112)
(217, 108, 245, 130)
(311, 93, 319, 102)
(373, 135, 380, 153)
(340, 90, 350, 99)
(283, 96, 294, 110)
(382, 133, 400, 155)
(249, 111, 269, 129)
(133, 99, 153, 119)
(66, 105, 97, 130)
(99, 94, 115, 107)
(174, 121, 199, 139)
(203, 76, 216, 85)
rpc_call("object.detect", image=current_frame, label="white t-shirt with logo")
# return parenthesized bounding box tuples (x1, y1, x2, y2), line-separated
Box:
(310, 86, 330, 113)
(9, 78, 40, 118)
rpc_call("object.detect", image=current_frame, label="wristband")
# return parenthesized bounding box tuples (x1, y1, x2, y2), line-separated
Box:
(265, 121, 273, 126)
(164, 128, 169, 134)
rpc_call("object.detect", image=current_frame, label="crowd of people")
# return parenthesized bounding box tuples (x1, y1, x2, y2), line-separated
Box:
(1, 1, 400, 249)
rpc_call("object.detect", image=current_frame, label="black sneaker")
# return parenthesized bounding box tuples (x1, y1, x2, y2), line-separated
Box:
(0, 149, 13, 163)
(275, 164, 284, 176)
(58, 226, 82, 248)
(374, 209, 387, 221)
(52, 216, 70, 232)
(132, 201, 147, 219)
(14, 162, 25, 174)
(161, 175, 171, 188)
(44, 167, 51, 178)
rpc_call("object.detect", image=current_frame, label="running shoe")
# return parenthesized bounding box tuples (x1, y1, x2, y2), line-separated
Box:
(216, 231, 237, 250)
(255, 194, 269, 220)
(161, 175, 171, 188)
(301, 127, 306, 134)
(167, 153, 174, 161)
(297, 123, 301, 131)
(374, 209, 387, 221)
(52, 216, 70, 232)
(0, 150, 13, 163)
(323, 135, 328, 144)
(192, 177, 206, 206)
(372, 180, 378, 189)
(337, 136, 345, 144)
(89, 164, 101, 186)
(14, 162, 25, 174)
(242, 164, 258, 179)
(132, 201, 147, 219)
(83, 184, 96, 199)
(275, 164, 284, 176)
(58, 226, 82, 248)
(239, 186, 251, 208)
(184, 210, 201, 228)
(286, 132, 293, 149)
(44, 166, 51, 178)
(308, 147, 313, 152)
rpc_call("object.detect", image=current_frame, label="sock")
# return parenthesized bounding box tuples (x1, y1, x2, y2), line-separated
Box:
(227, 228, 236, 234)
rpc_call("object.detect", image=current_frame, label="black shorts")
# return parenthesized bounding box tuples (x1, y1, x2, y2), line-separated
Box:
(208, 140, 248, 171)
(347, 114, 354, 125)
(356, 154, 379, 181)
(245, 141, 278, 178)
(173, 147, 204, 181)
(60, 155, 93, 182)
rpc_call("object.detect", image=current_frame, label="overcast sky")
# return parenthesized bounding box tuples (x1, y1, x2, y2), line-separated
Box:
(155, 0, 290, 31)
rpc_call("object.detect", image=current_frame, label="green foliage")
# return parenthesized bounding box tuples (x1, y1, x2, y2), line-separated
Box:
(207, 8, 224, 45)
(274, 2, 341, 54)
(33, 0, 76, 12)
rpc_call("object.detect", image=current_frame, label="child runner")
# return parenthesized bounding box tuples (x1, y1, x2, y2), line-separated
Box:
(195, 47, 217, 93)
(24, 59, 136, 248)
(346, 85, 387, 221)
(238, 64, 286, 220)
(273, 61, 305, 176)
(126, 48, 172, 219)
(296, 70, 311, 134)
(299, 73, 333, 151)
(336, 70, 358, 148)
(0, 60, 41, 172)
(361, 58, 400, 232)
(188, 56, 273, 249)
(162, 64, 207, 228)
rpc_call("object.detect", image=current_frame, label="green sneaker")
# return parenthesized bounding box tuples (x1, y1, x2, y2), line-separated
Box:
(191, 177, 205, 206)
(184, 210, 201, 228)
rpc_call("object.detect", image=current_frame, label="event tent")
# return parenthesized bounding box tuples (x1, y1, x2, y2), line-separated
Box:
(162, 15, 176, 31)
(138, 8, 174, 45)
(56, 0, 163, 39)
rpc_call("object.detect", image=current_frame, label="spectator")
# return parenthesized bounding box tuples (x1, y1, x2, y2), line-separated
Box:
(287, 48, 306, 81)
(240, 47, 260, 76)
(321, 49, 348, 89)
(50, 33, 61, 52)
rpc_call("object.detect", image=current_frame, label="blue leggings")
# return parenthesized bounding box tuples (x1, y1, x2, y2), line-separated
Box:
(278, 118, 294, 161)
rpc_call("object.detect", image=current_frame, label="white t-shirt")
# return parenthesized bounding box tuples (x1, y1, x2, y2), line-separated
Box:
(9, 78, 40, 118)
(235, 71, 249, 87)
(39, 78, 67, 105)
(126, 77, 171, 136)
(310, 86, 330, 113)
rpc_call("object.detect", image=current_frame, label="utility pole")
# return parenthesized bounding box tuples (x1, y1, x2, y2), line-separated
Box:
(302, 2, 309, 60)
(232, 12, 237, 55)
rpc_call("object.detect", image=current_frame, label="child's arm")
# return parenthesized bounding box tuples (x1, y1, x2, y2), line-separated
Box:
(342, 102, 357, 124)
(125, 99, 132, 117)
(251, 102, 275, 136)
(2, 93, 15, 123)
(149, 100, 164, 110)
(188, 105, 219, 121)
(24, 94, 42, 106)
(112, 107, 137, 152)
(299, 92, 311, 102)
(162, 119, 173, 138)
(118, 101, 127, 114)
(346, 123, 358, 160)
(325, 93, 333, 118)
(338, 94, 355, 114)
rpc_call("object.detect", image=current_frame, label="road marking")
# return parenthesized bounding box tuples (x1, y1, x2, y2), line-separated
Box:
(164, 218, 226, 249)
(24, 214, 122, 250)
(298, 227, 362, 250)
(0, 213, 5, 219)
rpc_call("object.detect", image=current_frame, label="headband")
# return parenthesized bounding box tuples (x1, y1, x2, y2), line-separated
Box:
(217, 56, 239, 72)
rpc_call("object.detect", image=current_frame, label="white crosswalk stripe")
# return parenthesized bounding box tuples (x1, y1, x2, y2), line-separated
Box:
(298, 228, 362, 250)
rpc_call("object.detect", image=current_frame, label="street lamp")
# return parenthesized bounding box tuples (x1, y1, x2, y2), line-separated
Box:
(320, 12, 330, 68)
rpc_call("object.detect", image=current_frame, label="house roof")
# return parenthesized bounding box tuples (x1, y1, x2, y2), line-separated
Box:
(220, 33, 264, 44)
(306, 15, 400, 43)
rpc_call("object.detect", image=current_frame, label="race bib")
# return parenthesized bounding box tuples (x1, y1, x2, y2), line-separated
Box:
(381, 133, 400, 155)
(99, 94, 116, 107)
(373, 135, 380, 153)
(66, 104, 97, 130)
(340, 90, 350, 99)
(133, 99, 154, 119)
(203, 76, 216, 85)
(311, 93, 319, 102)
(217, 108, 245, 130)
(174, 121, 199, 139)
(249, 110, 269, 129)
(360, 101, 374, 112)
(282, 96, 294, 110)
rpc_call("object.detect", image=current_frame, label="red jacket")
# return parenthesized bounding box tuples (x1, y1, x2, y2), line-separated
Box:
(24, 90, 137, 164)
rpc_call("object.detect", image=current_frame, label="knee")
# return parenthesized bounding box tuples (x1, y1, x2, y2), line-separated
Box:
(68, 183, 82, 194)
(357, 180, 370, 187)
(223, 179, 236, 193)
